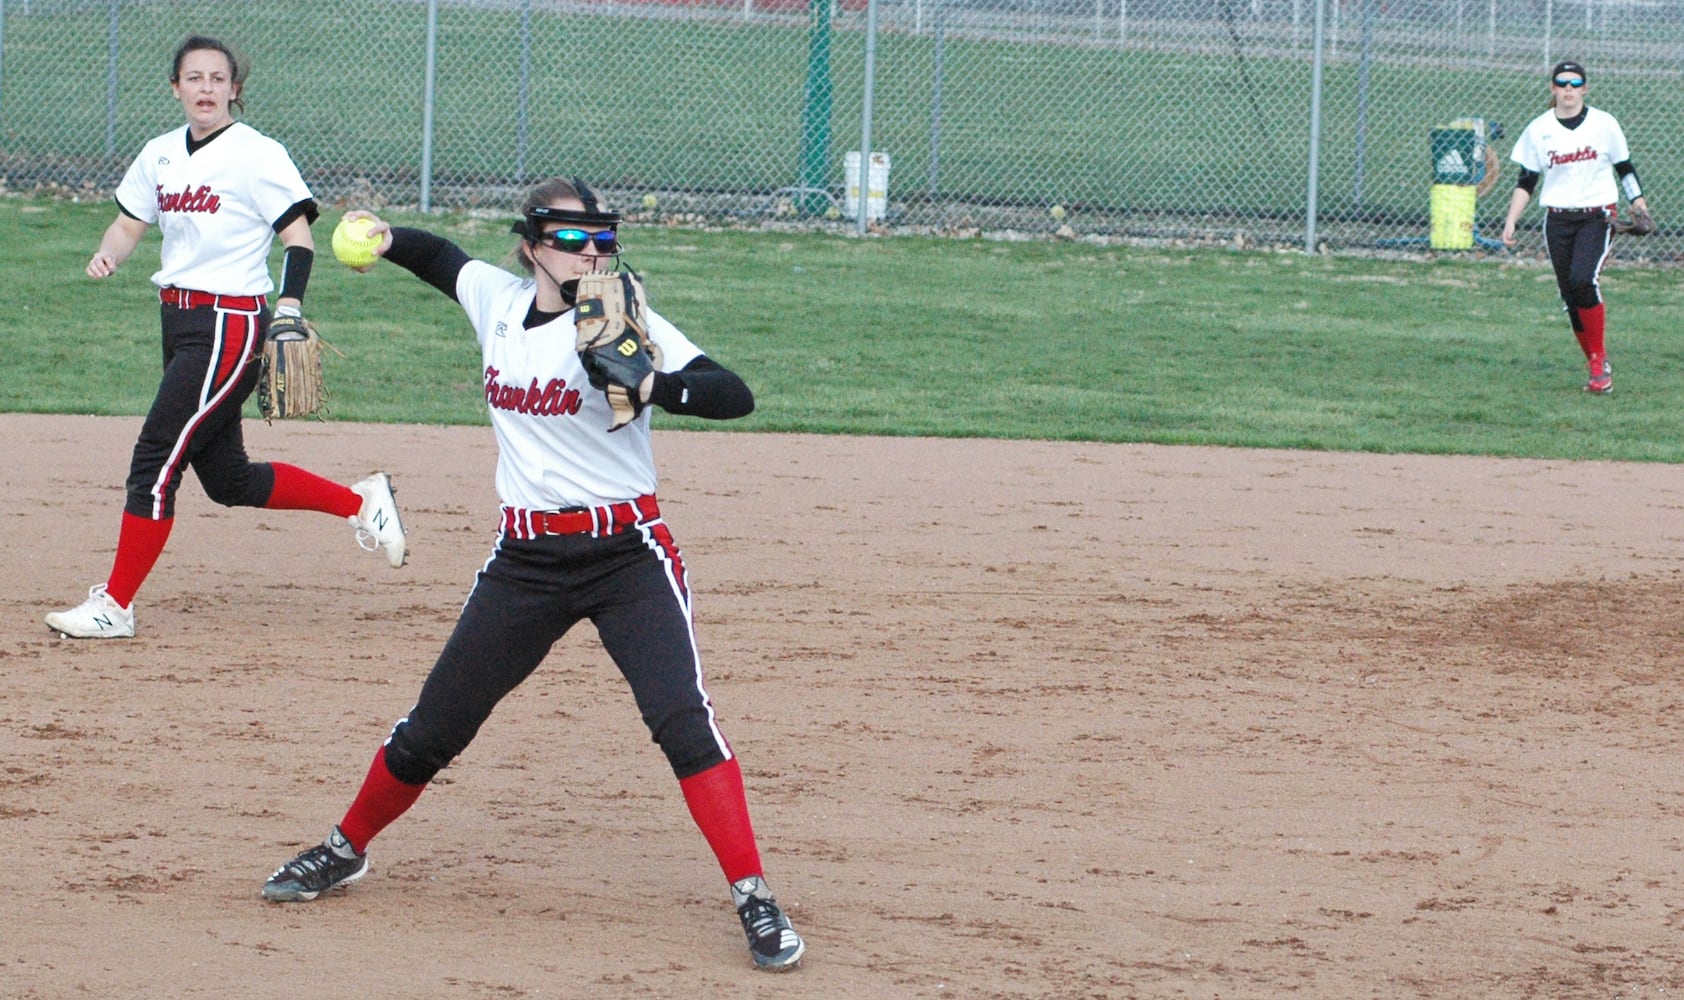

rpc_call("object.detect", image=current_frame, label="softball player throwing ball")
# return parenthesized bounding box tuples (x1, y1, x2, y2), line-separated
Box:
(44, 35, 408, 641)
(1501, 59, 1651, 395)
(260, 178, 804, 972)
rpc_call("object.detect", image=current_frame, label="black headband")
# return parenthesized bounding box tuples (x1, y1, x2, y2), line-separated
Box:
(511, 177, 622, 239)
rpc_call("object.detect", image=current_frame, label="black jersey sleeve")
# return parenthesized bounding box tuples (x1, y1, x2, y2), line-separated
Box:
(273, 198, 320, 232)
(386, 227, 474, 301)
(648, 356, 754, 420)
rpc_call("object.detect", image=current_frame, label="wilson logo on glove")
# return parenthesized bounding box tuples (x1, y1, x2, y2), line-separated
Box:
(574, 270, 658, 432)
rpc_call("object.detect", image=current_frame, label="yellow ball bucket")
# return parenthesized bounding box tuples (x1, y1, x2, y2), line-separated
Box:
(1429, 183, 1477, 250)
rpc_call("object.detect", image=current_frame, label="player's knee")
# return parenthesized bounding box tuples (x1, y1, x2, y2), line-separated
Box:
(1568, 285, 1600, 309)
(650, 712, 730, 778)
(198, 476, 247, 507)
(384, 719, 457, 785)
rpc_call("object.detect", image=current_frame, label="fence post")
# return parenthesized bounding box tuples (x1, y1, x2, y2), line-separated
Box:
(855, 0, 879, 233)
(104, 0, 119, 158)
(0, 1, 7, 129)
(797, 0, 834, 215)
(1304, 0, 1326, 253)
(1351, 0, 1375, 208)
(516, 0, 532, 186)
(928, 0, 945, 198)
(420, 0, 438, 211)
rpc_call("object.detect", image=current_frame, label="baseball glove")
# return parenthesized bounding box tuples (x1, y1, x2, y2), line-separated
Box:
(257, 312, 328, 422)
(1614, 206, 1655, 237)
(574, 270, 661, 431)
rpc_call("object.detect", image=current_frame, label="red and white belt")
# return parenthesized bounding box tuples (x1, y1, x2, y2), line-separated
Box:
(159, 286, 265, 311)
(500, 494, 660, 539)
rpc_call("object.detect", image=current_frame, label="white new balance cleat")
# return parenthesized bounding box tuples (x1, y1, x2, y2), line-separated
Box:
(349, 473, 408, 568)
(45, 584, 135, 639)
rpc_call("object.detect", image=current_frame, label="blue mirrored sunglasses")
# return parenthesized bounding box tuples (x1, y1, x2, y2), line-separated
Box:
(537, 228, 620, 254)
(1553, 76, 1585, 88)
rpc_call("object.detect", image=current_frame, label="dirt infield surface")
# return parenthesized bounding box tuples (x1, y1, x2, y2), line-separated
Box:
(5, 413, 1684, 999)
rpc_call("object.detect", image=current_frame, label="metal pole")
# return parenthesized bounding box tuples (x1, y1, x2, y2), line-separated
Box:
(1304, 0, 1326, 253)
(0, 1, 8, 136)
(105, 0, 119, 157)
(516, 0, 532, 185)
(1351, 0, 1374, 208)
(420, 0, 439, 211)
(855, 0, 879, 234)
(0, 2, 9, 138)
(928, 0, 945, 198)
(1543, 0, 1553, 68)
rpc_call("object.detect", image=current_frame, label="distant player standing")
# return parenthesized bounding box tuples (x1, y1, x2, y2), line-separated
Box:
(1501, 59, 1651, 395)
(259, 178, 805, 972)
(45, 35, 407, 640)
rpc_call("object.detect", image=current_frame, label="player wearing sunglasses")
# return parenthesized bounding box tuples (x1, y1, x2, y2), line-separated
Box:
(1502, 60, 1651, 394)
(259, 178, 806, 972)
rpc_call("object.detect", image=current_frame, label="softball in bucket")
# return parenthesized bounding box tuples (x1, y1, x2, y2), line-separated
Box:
(332, 216, 381, 268)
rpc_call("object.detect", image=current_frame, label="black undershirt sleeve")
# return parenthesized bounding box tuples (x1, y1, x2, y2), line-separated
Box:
(1515, 167, 1540, 196)
(649, 356, 754, 420)
(386, 227, 474, 301)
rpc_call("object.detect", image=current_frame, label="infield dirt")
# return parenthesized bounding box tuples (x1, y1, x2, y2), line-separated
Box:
(4, 413, 1683, 998)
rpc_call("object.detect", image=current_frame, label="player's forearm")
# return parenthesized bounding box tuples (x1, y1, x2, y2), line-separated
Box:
(96, 215, 148, 268)
(649, 357, 754, 420)
(1503, 187, 1532, 229)
(386, 227, 471, 300)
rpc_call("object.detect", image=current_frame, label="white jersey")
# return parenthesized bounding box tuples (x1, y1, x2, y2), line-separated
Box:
(1509, 106, 1629, 210)
(455, 260, 703, 509)
(114, 122, 313, 296)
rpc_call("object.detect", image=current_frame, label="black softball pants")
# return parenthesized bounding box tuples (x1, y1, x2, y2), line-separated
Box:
(382, 519, 731, 785)
(125, 301, 277, 519)
(1544, 209, 1613, 317)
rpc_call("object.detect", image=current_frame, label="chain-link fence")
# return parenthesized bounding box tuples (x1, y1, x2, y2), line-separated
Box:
(2, 0, 1680, 255)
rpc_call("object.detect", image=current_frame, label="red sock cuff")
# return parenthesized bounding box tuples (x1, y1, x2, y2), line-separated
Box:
(338, 746, 427, 854)
(266, 463, 361, 518)
(679, 756, 763, 884)
(105, 512, 173, 608)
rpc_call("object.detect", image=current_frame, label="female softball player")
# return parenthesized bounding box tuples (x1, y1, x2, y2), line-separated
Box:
(46, 35, 408, 640)
(1501, 59, 1651, 395)
(260, 178, 805, 973)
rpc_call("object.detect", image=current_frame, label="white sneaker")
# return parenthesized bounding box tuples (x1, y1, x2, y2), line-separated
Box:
(46, 584, 135, 639)
(349, 473, 408, 568)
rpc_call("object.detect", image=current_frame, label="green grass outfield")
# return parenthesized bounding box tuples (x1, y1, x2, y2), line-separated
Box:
(7, 194, 1684, 463)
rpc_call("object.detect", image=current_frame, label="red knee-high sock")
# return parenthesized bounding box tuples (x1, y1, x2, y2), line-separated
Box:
(104, 512, 173, 608)
(337, 746, 428, 854)
(1579, 303, 1607, 360)
(679, 756, 764, 883)
(265, 462, 361, 518)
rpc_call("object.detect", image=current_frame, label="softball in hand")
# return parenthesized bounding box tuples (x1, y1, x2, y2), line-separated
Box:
(332, 216, 381, 269)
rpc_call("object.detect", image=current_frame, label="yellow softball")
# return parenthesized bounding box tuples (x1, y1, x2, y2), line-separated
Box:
(332, 216, 381, 269)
